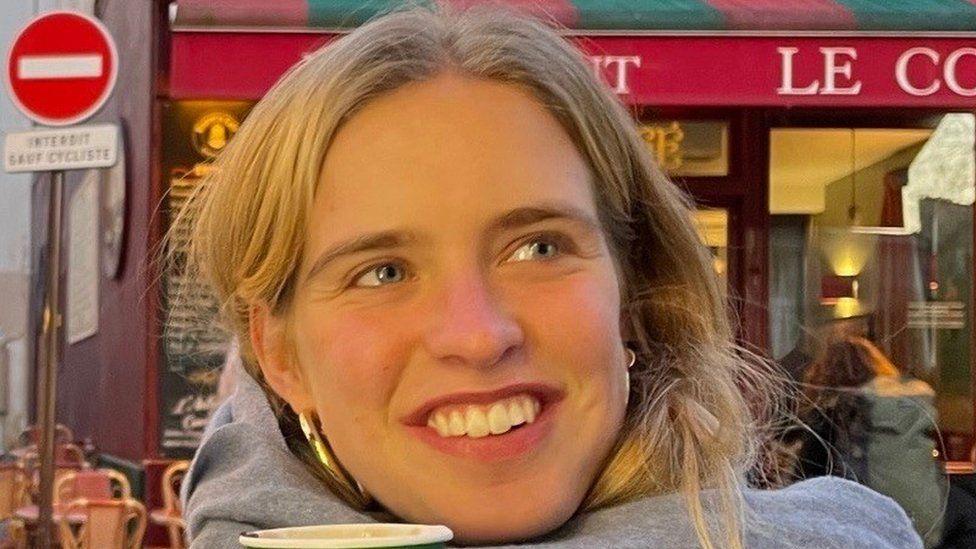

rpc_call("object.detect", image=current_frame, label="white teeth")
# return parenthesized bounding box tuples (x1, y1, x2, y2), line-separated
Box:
(427, 413, 449, 437)
(487, 403, 512, 435)
(465, 408, 490, 438)
(434, 413, 450, 436)
(508, 400, 526, 426)
(426, 394, 542, 438)
(448, 411, 466, 436)
(522, 398, 537, 423)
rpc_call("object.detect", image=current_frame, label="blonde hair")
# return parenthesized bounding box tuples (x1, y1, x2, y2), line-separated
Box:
(176, 5, 775, 548)
(858, 338, 901, 378)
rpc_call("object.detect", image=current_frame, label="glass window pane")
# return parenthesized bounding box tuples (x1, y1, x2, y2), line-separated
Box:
(768, 114, 976, 461)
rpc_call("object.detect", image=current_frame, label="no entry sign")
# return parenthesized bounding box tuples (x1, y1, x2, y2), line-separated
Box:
(5, 11, 118, 126)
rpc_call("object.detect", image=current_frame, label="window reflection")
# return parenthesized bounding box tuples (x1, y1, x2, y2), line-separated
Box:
(769, 114, 976, 461)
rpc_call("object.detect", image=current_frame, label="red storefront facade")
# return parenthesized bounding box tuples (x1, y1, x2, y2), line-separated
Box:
(162, 23, 976, 457)
(49, 5, 976, 543)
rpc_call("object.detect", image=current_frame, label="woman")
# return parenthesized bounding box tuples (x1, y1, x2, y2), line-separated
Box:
(178, 5, 920, 548)
(796, 337, 946, 547)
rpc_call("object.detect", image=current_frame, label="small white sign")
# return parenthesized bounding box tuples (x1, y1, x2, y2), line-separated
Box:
(908, 301, 966, 330)
(3, 124, 118, 173)
(67, 170, 100, 344)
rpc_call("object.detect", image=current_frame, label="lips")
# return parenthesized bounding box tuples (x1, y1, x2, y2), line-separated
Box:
(400, 383, 565, 427)
(407, 402, 563, 463)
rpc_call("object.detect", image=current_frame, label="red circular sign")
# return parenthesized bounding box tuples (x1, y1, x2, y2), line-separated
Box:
(5, 11, 118, 126)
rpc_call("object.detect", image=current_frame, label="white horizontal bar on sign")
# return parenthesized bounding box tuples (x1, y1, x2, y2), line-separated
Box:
(18, 54, 103, 79)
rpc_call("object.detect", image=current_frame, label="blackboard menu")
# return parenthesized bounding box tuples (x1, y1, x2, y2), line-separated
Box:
(161, 169, 228, 457)
(159, 100, 254, 457)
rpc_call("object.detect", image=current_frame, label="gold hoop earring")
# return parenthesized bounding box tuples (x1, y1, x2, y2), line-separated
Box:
(624, 347, 636, 408)
(298, 411, 373, 509)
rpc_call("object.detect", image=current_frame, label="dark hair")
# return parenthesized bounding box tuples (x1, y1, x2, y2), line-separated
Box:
(807, 340, 875, 389)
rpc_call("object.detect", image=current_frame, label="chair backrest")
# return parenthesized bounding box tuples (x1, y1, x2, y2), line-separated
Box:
(22, 443, 88, 474)
(0, 463, 30, 518)
(162, 461, 190, 514)
(54, 443, 87, 465)
(58, 498, 147, 549)
(55, 468, 131, 503)
(17, 424, 73, 447)
(25, 469, 87, 507)
(5, 518, 27, 549)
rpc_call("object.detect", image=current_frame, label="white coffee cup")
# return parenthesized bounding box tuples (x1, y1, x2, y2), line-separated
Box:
(239, 523, 454, 548)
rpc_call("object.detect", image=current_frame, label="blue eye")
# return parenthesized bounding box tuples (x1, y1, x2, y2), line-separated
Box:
(509, 238, 561, 262)
(353, 263, 406, 287)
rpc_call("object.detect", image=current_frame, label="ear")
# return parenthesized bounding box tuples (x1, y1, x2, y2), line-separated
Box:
(249, 302, 314, 413)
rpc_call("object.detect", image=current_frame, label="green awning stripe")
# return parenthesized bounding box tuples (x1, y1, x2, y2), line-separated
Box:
(572, 0, 724, 30)
(308, 0, 724, 30)
(836, 0, 976, 31)
(307, 0, 435, 28)
(174, 0, 976, 32)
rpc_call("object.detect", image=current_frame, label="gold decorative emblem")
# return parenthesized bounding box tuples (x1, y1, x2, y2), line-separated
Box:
(640, 122, 684, 172)
(192, 111, 240, 158)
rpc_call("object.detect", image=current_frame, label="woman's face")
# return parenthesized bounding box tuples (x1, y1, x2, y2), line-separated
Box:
(271, 73, 629, 543)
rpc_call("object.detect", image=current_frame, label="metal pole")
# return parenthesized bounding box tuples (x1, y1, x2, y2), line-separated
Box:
(36, 170, 63, 549)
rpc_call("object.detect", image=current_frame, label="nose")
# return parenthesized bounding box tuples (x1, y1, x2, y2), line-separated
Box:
(423, 270, 524, 369)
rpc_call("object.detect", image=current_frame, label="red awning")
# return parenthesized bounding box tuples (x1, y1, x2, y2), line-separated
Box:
(168, 1, 976, 107)
(170, 0, 976, 32)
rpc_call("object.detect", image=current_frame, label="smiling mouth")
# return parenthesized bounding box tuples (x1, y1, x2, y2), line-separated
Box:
(407, 398, 560, 462)
(426, 393, 541, 438)
(401, 383, 564, 462)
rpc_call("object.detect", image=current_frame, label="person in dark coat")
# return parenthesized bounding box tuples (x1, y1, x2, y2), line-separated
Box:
(794, 336, 976, 548)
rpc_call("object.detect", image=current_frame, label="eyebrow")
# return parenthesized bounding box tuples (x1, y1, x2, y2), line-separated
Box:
(302, 202, 601, 284)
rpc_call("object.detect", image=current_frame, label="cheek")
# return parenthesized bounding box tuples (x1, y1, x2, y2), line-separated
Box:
(518, 270, 622, 370)
(292, 306, 408, 428)
(515, 270, 627, 432)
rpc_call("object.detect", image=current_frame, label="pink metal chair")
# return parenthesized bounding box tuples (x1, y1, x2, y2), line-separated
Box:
(21, 443, 88, 473)
(0, 518, 27, 549)
(56, 498, 146, 549)
(0, 463, 30, 520)
(17, 425, 73, 448)
(22, 444, 89, 503)
(55, 469, 132, 503)
(149, 460, 189, 549)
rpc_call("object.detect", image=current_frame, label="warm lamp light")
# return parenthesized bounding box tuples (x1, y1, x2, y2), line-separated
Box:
(833, 297, 861, 319)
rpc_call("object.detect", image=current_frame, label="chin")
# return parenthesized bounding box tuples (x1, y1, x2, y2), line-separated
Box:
(446, 518, 566, 546)
(422, 494, 578, 547)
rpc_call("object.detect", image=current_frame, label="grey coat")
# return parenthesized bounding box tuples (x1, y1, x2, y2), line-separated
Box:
(182, 373, 923, 548)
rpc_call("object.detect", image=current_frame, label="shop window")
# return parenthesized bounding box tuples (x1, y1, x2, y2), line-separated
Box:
(640, 120, 729, 177)
(768, 114, 976, 464)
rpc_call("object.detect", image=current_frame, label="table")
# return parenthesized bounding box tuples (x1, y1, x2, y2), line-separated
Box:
(13, 504, 87, 547)
(14, 504, 87, 525)
(149, 508, 185, 527)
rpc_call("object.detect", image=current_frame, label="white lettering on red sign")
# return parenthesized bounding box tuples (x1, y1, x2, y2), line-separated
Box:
(894, 47, 976, 97)
(777, 47, 818, 95)
(588, 55, 642, 95)
(777, 46, 862, 96)
(945, 48, 976, 97)
(896, 48, 941, 96)
(820, 47, 862, 95)
(778, 45, 976, 99)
